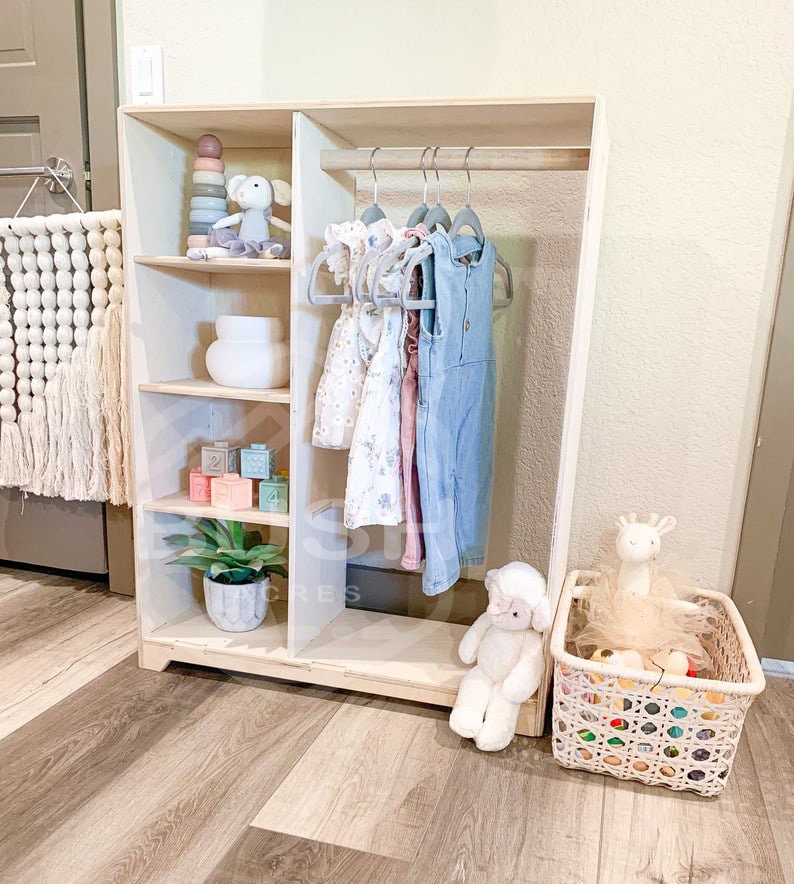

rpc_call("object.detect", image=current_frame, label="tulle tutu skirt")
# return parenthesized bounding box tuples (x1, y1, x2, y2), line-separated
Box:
(569, 567, 715, 672)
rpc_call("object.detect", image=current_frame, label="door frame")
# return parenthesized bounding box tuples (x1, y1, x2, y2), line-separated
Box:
(732, 193, 794, 653)
(82, 0, 134, 595)
(81, 0, 120, 208)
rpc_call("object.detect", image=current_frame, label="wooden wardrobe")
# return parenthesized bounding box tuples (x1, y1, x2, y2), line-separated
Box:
(120, 97, 608, 736)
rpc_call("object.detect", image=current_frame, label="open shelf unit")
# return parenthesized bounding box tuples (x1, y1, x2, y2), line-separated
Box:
(121, 98, 608, 737)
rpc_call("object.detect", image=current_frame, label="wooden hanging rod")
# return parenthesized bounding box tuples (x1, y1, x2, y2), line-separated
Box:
(319, 147, 590, 173)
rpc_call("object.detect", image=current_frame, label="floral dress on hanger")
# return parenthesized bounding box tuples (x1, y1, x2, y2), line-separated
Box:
(312, 219, 405, 450)
(344, 300, 406, 528)
(343, 218, 410, 528)
(312, 221, 368, 450)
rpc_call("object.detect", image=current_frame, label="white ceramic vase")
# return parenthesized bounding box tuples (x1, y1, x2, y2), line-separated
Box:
(205, 315, 289, 389)
(203, 573, 270, 632)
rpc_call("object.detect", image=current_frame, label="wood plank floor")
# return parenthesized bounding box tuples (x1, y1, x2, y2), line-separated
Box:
(0, 568, 790, 883)
(252, 697, 461, 861)
(0, 567, 137, 739)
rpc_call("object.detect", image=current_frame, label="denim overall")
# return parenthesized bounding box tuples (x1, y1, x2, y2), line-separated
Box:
(416, 231, 496, 595)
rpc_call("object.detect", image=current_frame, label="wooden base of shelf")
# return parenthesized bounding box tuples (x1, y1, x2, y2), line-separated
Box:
(140, 603, 540, 737)
(134, 255, 291, 274)
(142, 491, 290, 527)
(139, 378, 290, 403)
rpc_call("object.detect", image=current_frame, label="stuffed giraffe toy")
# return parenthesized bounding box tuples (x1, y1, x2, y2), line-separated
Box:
(614, 512, 676, 597)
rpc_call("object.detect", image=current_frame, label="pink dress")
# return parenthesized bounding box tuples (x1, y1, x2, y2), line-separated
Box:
(400, 271, 424, 569)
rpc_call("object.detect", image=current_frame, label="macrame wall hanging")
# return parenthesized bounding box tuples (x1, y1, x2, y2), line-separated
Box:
(0, 209, 131, 506)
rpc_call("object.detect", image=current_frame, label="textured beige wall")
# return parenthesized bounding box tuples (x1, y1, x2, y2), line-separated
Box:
(118, 0, 794, 592)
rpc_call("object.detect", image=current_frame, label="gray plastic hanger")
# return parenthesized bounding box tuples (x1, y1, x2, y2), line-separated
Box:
(397, 238, 513, 310)
(307, 148, 388, 306)
(406, 147, 431, 228)
(370, 150, 433, 304)
(447, 146, 514, 309)
(493, 258, 514, 308)
(352, 147, 389, 302)
(306, 243, 351, 304)
(370, 238, 416, 307)
(360, 147, 386, 225)
(398, 242, 435, 309)
(448, 147, 485, 240)
(421, 148, 452, 232)
(397, 149, 514, 311)
(354, 245, 384, 302)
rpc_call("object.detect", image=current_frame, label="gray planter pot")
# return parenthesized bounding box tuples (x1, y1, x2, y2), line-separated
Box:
(203, 573, 270, 632)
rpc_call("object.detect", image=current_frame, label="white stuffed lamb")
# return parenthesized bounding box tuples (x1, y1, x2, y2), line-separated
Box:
(187, 173, 292, 260)
(449, 562, 551, 752)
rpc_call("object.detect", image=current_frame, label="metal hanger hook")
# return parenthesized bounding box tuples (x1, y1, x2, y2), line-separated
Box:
(370, 147, 381, 205)
(420, 147, 431, 204)
(432, 147, 442, 206)
(464, 147, 474, 208)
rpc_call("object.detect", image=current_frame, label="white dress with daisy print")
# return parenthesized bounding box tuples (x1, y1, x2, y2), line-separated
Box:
(344, 302, 406, 528)
(312, 222, 368, 449)
(312, 219, 404, 451)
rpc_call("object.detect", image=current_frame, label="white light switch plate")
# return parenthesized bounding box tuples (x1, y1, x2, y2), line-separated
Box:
(130, 46, 164, 105)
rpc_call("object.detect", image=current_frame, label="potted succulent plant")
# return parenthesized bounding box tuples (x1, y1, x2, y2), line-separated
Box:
(166, 518, 287, 632)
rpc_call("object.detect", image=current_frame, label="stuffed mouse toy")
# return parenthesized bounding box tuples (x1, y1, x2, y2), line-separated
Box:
(449, 561, 551, 751)
(187, 174, 291, 260)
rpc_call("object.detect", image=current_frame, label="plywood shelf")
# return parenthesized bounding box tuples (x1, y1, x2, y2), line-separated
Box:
(134, 255, 291, 275)
(122, 98, 596, 149)
(295, 607, 468, 694)
(142, 604, 538, 732)
(139, 378, 290, 403)
(123, 106, 296, 148)
(145, 605, 464, 695)
(147, 602, 292, 660)
(143, 491, 290, 528)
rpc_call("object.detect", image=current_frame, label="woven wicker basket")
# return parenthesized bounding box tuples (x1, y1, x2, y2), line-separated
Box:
(550, 570, 765, 797)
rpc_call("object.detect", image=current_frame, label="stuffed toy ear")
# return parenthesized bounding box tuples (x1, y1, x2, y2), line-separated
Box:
(484, 568, 499, 593)
(226, 174, 247, 202)
(271, 179, 292, 206)
(656, 515, 677, 535)
(531, 595, 552, 632)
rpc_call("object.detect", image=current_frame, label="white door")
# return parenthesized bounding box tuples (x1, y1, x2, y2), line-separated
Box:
(0, 0, 105, 572)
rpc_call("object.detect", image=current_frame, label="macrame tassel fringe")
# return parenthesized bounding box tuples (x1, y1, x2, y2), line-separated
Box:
(118, 309, 132, 506)
(62, 348, 94, 500)
(56, 366, 73, 498)
(60, 359, 80, 499)
(51, 370, 71, 498)
(17, 411, 34, 489)
(0, 421, 26, 487)
(1, 211, 128, 505)
(38, 376, 63, 498)
(101, 303, 126, 506)
(27, 395, 50, 496)
(84, 326, 107, 502)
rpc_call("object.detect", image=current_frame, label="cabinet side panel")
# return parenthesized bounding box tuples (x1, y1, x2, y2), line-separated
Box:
(537, 99, 609, 732)
(288, 112, 355, 655)
(120, 111, 213, 634)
